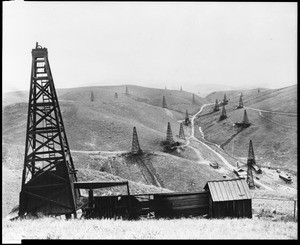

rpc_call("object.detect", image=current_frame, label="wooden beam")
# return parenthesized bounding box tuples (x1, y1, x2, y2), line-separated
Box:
(74, 181, 128, 189)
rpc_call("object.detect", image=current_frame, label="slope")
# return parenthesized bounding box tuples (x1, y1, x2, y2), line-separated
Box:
(195, 84, 297, 172)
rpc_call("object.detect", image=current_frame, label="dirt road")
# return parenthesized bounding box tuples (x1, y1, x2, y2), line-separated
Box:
(188, 104, 275, 191)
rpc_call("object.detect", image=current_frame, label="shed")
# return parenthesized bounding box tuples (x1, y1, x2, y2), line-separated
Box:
(204, 178, 252, 218)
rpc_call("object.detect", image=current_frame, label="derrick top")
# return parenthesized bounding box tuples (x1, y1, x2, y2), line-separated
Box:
(32, 42, 48, 58)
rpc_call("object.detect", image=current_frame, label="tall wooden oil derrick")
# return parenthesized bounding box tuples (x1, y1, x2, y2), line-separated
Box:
(131, 127, 143, 155)
(125, 86, 129, 95)
(237, 95, 243, 109)
(223, 94, 228, 105)
(246, 140, 255, 189)
(219, 105, 227, 121)
(162, 96, 167, 108)
(192, 94, 195, 104)
(184, 109, 191, 125)
(178, 123, 185, 140)
(19, 43, 80, 217)
(242, 110, 250, 125)
(114, 92, 118, 99)
(91, 91, 94, 102)
(166, 122, 175, 144)
(213, 99, 220, 112)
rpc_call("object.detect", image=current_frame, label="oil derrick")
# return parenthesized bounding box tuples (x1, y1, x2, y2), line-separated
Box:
(223, 94, 229, 104)
(237, 94, 244, 109)
(162, 96, 167, 108)
(246, 140, 255, 189)
(242, 110, 250, 125)
(125, 86, 129, 95)
(219, 105, 227, 121)
(184, 110, 191, 125)
(91, 91, 94, 102)
(114, 92, 118, 99)
(166, 122, 175, 144)
(131, 127, 143, 155)
(235, 110, 250, 128)
(19, 43, 80, 218)
(213, 99, 220, 112)
(178, 122, 185, 140)
(192, 94, 195, 104)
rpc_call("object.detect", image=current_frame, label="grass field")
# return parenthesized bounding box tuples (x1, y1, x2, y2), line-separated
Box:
(2, 216, 297, 242)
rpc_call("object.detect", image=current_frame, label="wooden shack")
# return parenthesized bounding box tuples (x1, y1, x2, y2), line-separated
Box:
(204, 178, 252, 218)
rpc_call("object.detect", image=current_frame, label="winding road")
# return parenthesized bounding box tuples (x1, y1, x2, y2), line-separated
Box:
(187, 103, 274, 191)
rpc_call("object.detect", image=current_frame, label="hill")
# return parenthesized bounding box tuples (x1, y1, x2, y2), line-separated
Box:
(3, 85, 226, 217)
(195, 84, 297, 172)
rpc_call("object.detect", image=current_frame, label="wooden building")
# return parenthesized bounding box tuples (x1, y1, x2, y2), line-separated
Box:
(204, 178, 252, 218)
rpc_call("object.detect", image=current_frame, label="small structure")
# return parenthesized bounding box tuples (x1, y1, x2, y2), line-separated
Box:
(258, 89, 260, 93)
(235, 110, 250, 128)
(209, 161, 219, 169)
(180, 86, 183, 91)
(162, 96, 167, 108)
(219, 105, 227, 121)
(204, 178, 252, 218)
(213, 99, 220, 112)
(73, 181, 132, 219)
(279, 172, 292, 183)
(131, 127, 143, 155)
(125, 86, 129, 95)
(91, 91, 94, 102)
(178, 123, 185, 140)
(236, 94, 244, 109)
(114, 92, 118, 99)
(184, 110, 191, 125)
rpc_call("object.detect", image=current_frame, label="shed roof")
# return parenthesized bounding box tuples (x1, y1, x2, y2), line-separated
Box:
(204, 178, 252, 202)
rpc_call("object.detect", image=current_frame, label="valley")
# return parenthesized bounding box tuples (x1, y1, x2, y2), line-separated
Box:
(2, 84, 297, 219)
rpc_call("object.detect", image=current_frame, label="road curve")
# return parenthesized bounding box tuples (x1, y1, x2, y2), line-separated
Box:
(189, 104, 274, 191)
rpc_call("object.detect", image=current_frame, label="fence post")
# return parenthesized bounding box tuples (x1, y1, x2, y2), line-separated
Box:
(294, 200, 297, 221)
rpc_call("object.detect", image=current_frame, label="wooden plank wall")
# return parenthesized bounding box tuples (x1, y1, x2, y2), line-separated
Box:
(153, 192, 209, 218)
(91, 192, 210, 219)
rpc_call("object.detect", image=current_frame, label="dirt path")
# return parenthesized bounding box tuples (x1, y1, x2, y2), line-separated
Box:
(244, 106, 297, 116)
(189, 104, 275, 191)
(257, 111, 297, 129)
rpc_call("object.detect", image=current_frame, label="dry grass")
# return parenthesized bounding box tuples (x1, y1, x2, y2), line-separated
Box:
(195, 85, 297, 172)
(2, 216, 297, 242)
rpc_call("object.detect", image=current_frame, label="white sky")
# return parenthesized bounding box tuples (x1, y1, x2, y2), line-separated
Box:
(2, 1, 297, 93)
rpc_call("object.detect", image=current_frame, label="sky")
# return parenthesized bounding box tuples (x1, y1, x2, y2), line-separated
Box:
(2, 1, 297, 93)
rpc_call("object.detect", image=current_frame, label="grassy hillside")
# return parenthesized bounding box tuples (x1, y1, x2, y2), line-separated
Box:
(205, 84, 297, 113)
(58, 85, 207, 114)
(195, 85, 297, 172)
(2, 85, 219, 217)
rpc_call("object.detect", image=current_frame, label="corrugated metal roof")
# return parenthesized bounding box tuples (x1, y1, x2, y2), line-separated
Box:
(204, 178, 252, 202)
